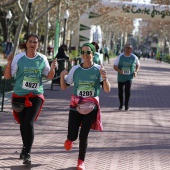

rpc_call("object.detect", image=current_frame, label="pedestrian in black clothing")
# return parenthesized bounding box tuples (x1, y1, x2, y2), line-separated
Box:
(56, 45, 69, 84)
(56, 44, 69, 60)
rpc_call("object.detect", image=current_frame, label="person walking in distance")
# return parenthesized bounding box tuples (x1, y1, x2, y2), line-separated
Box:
(113, 44, 140, 111)
(60, 43, 110, 170)
(104, 45, 110, 64)
(4, 34, 57, 165)
(4, 39, 14, 59)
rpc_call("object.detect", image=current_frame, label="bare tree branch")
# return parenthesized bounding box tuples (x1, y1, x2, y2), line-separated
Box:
(0, 0, 17, 7)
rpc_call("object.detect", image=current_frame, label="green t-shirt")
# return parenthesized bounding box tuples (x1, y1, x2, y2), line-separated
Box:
(65, 64, 102, 97)
(117, 54, 136, 82)
(93, 52, 100, 65)
(11, 52, 50, 96)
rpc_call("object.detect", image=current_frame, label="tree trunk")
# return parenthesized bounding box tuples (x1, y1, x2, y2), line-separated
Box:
(43, 0, 50, 56)
(13, 1, 29, 56)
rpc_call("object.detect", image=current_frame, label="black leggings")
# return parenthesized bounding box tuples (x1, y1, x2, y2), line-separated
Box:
(14, 97, 43, 154)
(67, 109, 97, 161)
(118, 80, 132, 106)
(104, 53, 110, 63)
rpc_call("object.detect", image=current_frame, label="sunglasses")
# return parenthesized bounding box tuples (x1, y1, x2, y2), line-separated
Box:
(81, 51, 93, 55)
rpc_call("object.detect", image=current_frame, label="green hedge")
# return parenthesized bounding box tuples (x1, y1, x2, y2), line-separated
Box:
(0, 66, 15, 93)
(164, 55, 170, 63)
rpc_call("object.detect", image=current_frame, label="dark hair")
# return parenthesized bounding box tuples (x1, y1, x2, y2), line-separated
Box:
(18, 34, 40, 51)
(124, 44, 133, 49)
(56, 44, 69, 59)
(26, 34, 40, 42)
(91, 41, 99, 51)
(19, 43, 26, 50)
(61, 44, 67, 51)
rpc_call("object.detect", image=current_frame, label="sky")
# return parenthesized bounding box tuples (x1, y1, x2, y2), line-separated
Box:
(132, 0, 151, 35)
(132, 0, 151, 3)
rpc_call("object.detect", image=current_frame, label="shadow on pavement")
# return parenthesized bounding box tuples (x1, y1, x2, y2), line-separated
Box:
(56, 168, 76, 170)
(0, 164, 41, 170)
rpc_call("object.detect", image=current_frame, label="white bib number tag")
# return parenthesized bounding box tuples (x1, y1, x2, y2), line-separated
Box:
(77, 90, 94, 98)
(123, 70, 130, 75)
(22, 77, 39, 90)
(122, 68, 130, 75)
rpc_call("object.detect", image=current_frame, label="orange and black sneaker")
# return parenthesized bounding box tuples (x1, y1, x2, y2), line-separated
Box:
(77, 158, 86, 170)
(64, 139, 73, 151)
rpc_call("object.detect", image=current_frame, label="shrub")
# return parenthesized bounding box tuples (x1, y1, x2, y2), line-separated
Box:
(156, 52, 160, 59)
(164, 55, 170, 63)
(69, 50, 79, 60)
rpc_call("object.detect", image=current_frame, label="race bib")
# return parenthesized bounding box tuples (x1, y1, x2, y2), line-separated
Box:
(77, 83, 94, 97)
(122, 68, 130, 75)
(77, 90, 94, 97)
(22, 77, 39, 90)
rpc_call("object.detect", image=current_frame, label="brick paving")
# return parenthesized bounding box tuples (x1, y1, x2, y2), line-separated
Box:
(0, 58, 170, 170)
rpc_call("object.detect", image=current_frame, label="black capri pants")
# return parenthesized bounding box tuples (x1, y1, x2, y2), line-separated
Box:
(13, 97, 43, 154)
(67, 109, 97, 161)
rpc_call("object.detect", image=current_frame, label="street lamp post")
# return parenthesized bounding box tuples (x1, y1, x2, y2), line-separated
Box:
(44, 22, 51, 56)
(60, 27, 64, 34)
(6, 10, 12, 41)
(69, 31, 74, 53)
(48, 22, 51, 30)
(63, 10, 69, 45)
(60, 27, 64, 46)
(27, 0, 34, 37)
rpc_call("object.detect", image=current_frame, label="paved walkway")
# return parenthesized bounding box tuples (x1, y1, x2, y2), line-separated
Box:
(0, 58, 170, 170)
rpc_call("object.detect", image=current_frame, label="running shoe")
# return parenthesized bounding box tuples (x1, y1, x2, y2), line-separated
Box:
(119, 105, 124, 110)
(77, 158, 86, 170)
(64, 139, 73, 151)
(23, 153, 31, 165)
(19, 147, 25, 159)
(125, 105, 129, 111)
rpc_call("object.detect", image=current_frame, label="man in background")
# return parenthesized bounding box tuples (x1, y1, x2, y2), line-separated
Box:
(113, 44, 140, 111)
(4, 39, 14, 59)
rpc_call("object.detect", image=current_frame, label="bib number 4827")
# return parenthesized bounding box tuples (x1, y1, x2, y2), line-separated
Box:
(25, 82, 38, 88)
(22, 81, 38, 90)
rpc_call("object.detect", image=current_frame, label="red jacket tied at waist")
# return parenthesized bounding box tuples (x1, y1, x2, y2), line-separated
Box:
(70, 94, 103, 131)
(12, 93, 44, 124)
